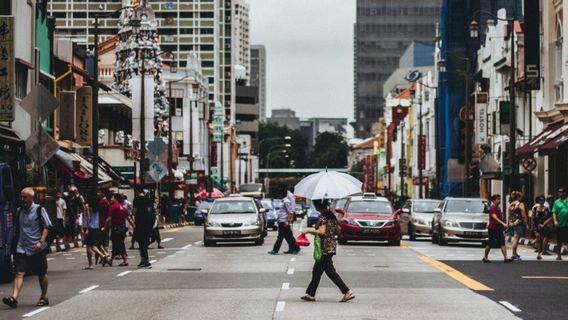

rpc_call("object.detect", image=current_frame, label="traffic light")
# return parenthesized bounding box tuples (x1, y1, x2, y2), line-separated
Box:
(458, 121, 466, 164)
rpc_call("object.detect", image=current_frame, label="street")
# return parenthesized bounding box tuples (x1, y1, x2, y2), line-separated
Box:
(3, 220, 564, 319)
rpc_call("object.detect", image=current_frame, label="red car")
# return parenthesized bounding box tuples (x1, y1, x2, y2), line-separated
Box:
(335, 194, 401, 246)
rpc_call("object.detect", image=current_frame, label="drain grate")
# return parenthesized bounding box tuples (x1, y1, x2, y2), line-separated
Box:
(167, 268, 202, 271)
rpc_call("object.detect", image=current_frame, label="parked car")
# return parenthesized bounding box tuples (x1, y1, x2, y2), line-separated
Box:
(431, 197, 490, 246)
(203, 197, 267, 246)
(294, 203, 306, 218)
(239, 183, 265, 199)
(261, 198, 278, 230)
(194, 200, 214, 226)
(335, 194, 401, 246)
(272, 199, 283, 211)
(401, 199, 442, 240)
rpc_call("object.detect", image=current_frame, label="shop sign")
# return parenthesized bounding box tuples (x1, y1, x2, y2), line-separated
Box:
(213, 101, 224, 142)
(58, 91, 76, 140)
(418, 134, 426, 170)
(0, 16, 14, 122)
(475, 93, 488, 145)
(75, 86, 92, 146)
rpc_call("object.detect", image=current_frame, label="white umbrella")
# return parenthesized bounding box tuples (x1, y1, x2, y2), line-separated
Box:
(294, 170, 362, 200)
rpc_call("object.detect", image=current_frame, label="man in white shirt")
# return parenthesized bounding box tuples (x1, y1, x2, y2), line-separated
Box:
(55, 192, 67, 245)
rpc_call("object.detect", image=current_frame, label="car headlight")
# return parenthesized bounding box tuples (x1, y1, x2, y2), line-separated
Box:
(341, 218, 356, 225)
(384, 220, 398, 227)
(243, 220, 260, 227)
(207, 221, 221, 227)
(443, 220, 459, 228)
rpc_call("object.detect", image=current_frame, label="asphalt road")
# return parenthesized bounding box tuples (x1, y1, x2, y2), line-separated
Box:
(0, 220, 533, 320)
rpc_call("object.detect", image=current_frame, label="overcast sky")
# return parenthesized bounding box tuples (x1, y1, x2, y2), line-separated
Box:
(248, 0, 356, 123)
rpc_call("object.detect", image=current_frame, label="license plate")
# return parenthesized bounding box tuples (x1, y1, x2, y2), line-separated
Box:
(362, 228, 381, 234)
(223, 230, 241, 236)
(464, 231, 482, 237)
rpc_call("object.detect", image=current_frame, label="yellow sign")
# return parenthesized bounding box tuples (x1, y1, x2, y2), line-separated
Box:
(75, 86, 92, 146)
(377, 117, 385, 148)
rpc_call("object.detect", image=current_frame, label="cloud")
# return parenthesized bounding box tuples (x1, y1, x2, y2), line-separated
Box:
(248, 0, 355, 122)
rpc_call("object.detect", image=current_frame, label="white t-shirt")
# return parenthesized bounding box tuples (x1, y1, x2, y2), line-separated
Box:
(56, 198, 67, 220)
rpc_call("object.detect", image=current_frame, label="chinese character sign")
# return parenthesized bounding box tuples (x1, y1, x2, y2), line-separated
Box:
(213, 101, 224, 143)
(0, 16, 14, 122)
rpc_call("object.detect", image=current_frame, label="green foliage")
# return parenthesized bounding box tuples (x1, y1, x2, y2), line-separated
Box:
(258, 122, 307, 169)
(311, 132, 348, 168)
(349, 159, 363, 181)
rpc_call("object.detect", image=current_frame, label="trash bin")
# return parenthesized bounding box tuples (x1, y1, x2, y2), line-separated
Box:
(169, 204, 180, 224)
(186, 206, 197, 222)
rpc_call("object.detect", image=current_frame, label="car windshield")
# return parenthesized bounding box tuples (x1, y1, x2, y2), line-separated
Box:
(335, 199, 347, 210)
(413, 201, 441, 213)
(210, 201, 257, 214)
(273, 200, 283, 208)
(240, 184, 263, 193)
(348, 200, 392, 214)
(261, 200, 273, 209)
(198, 201, 213, 210)
(445, 200, 490, 214)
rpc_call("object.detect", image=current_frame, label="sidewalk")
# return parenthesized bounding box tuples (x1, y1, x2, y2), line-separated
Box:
(506, 234, 566, 254)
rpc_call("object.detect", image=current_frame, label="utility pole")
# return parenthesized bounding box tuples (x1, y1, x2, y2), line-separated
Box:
(92, 18, 100, 197)
(464, 59, 471, 197)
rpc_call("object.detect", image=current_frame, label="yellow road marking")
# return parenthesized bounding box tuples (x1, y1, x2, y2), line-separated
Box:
(400, 241, 410, 249)
(522, 276, 568, 280)
(419, 256, 494, 291)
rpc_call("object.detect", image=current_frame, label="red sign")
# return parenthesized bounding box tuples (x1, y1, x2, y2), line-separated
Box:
(418, 134, 426, 170)
(413, 177, 429, 186)
(522, 158, 537, 172)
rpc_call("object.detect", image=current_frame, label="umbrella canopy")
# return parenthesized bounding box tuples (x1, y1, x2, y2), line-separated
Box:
(294, 170, 362, 200)
(196, 188, 225, 199)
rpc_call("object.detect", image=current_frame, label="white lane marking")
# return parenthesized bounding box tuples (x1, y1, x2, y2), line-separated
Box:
(117, 271, 132, 277)
(66, 257, 76, 260)
(181, 244, 193, 250)
(81, 253, 87, 256)
(149, 259, 157, 264)
(194, 241, 203, 245)
(287, 268, 294, 275)
(79, 285, 99, 294)
(282, 282, 290, 290)
(47, 258, 55, 261)
(63, 253, 72, 256)
(22, 307, 50, 317)
(149, 256, 155, 258)
(290, 258, 296, 262)
(275, 301, 286, 312)
(499, 301, 521, 312)
(161, 238, 174, 243)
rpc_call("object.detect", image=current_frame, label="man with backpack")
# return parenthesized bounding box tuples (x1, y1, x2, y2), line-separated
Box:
(3, 187, 52, 309)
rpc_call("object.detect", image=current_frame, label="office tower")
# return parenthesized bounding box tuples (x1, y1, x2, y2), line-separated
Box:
(353, 0, 440, 138)
(250, 45, 266, 122)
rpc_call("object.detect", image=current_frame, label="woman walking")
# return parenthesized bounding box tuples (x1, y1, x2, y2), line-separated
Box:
(83, 196, 110, 269)
(508, 191, 528, 261)
(483, 195, 512, 263)
(533, 195, 552, 260)
(107, 194, 130, 266)
(301, 199, 354, 302)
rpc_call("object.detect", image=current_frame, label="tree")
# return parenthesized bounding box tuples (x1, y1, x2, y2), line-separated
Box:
(311, 132, 348, 168)
(258, 122, 307, 169)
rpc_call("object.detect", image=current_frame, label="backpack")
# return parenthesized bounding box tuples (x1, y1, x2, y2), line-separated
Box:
(11, 205, 55, 254)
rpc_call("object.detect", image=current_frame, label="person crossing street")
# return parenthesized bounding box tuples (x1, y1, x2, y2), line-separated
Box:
(268, 193, 300, 255)
(552, 186, 568, 261)
(132, 189, 156, 268)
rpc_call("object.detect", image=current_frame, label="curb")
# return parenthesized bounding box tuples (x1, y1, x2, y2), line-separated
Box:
(506, 236, 564, 253)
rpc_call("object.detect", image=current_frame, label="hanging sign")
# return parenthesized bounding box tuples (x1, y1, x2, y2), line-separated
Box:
(0, 16, 15, 122)
(75, 86, 92, 146)
(213, 101, 224, 142)
(475, 93, 488, 145)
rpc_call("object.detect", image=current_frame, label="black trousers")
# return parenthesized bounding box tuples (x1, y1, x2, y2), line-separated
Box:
(137, 231, 151, 262)
(306, 254, 349, 296)
(272, 222, 298, 252)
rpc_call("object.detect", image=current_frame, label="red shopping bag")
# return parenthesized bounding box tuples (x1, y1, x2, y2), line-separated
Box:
(295, 234, 310, 247)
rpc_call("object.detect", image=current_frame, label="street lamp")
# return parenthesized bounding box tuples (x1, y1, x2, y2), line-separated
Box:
(92, 6, 136, 197)
(470, 7, 518, 201)
(264, 144, 292, 194)
(437, 59, 447, 73)
(258, 136, 292, 165)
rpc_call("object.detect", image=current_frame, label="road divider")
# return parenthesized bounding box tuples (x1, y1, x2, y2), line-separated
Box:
(275, 301, 286, 312)
(419, 256, 493, 291)
(499, 301, 521, 312)
(287, 268, 294, 275)
(117, 271, 132, 277)
(161, 238, 174, 242)
(22, 307, 50, 317)
(282, 282, 290, 290)
(181, 244, 193, 250)
(79, 285, 99, 294)
(522, 276, 568, 280)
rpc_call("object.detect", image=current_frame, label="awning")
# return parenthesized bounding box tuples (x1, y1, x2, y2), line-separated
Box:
(515, 123, 564, 158)
(52, 150, 113, 185)
(537, 123, 568, 155)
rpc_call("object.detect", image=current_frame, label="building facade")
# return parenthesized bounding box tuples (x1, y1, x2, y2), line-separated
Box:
(353, 0, 440, 138)
(250, 45, 266, 122)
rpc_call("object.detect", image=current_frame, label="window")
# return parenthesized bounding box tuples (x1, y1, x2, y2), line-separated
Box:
(180, 12, 194, 18)
(200, 28, 214, 35)
(15, 63, 28, 100)
(200, 44, 214, 51)
(200, 12, 214, 18)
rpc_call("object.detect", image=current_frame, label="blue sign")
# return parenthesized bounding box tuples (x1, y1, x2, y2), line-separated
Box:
(164, 2, 174, 9)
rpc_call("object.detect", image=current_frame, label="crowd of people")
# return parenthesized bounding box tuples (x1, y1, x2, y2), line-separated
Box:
(484, 186, 568, 262)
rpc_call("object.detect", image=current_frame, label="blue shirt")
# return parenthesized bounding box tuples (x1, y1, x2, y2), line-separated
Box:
(16, 203, 52, 255)
(277, 198, 293, 222)
(88, 208, 100, 229)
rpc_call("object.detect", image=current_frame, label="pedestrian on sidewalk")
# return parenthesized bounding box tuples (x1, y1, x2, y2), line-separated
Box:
(533, 195, 553, 260)
(132, 189, 155, 268)
(301, 199, 354, 302)
(552, 186, 568, 261)
(65, 188, 82, 248)
(55, 192, 67, 246)
(483, 195, 512, 263)
(83, 196, 110, 269)
(3, 188, 52, 309)
(106, 194, 130, 266)
(268, 193, 300, 255)
(508, 191, 528, 261)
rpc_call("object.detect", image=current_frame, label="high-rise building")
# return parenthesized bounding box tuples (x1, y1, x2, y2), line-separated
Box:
(353, 0, 440, 138)
(48, 0, 249, 122)
(250, 45, 266, 122)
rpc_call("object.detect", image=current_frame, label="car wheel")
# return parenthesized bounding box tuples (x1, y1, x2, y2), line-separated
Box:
(409, 224, 416, 241)
(204, 240, 215, 247)
(255, 237, 264, 246)
(262, 230, 268, 237)
(437, 228, 448, 246)
(338, 236, 347, 245)
(388, 239, 401, 246)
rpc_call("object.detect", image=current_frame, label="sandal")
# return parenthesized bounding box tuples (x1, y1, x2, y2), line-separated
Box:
(2, 297, 18, 309)
(482, 257, 491, 263)
(340, 290, 355, 302)
(300, 295, 316, 302)
(37, 298, 49, 306)
(118, 262, 129, 267)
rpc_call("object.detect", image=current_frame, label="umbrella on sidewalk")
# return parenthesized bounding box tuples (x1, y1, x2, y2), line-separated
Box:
(197, 188, 225, 199)
(294, 170, 362, 200)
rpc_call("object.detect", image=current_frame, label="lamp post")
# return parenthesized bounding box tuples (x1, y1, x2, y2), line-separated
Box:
(93, 6, 137, 197)
(259, 136, 291, 167)
(470, 6, 518, 201)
